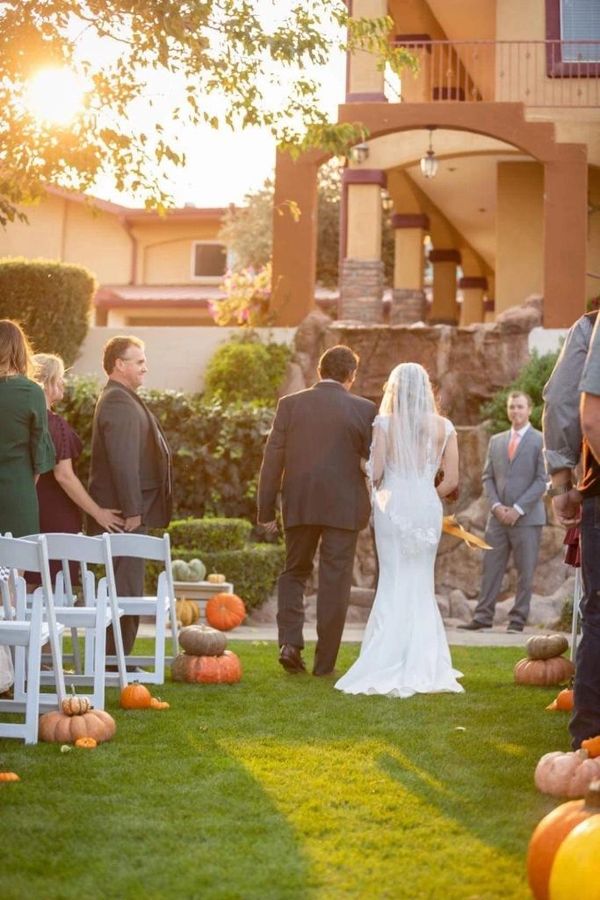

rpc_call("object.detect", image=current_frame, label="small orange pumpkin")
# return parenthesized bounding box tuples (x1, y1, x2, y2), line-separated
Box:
(120, 682, 152, 709)
(546, 689, 574, 712)
(581, 735, 600, 759)
(74, 736, 97, 749)
(207, 573, 226, 584)
(0, 772, 20, 782)
(205, 593, 246, 631)
(150, 697, 170, 710)
(527, 780, 600, 900)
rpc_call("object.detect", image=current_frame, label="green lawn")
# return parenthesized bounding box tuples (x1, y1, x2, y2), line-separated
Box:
(0, 642, 571, 900)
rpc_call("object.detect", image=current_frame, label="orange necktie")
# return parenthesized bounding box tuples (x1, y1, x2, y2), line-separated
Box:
(508, 431, 519, 461)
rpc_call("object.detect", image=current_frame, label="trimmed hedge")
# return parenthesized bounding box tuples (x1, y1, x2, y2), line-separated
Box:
(60, 377, 275, 521)
(168, 517, 252, 552)
(0, 258, 96, 365)
(169, 544, 284, 611)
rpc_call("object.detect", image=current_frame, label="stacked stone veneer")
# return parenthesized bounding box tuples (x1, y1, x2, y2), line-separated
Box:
(339, 259, 384, 323)
(389, 288, 427, 325)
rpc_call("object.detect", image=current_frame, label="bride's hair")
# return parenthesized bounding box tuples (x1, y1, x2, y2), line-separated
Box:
(379, 363, 440, 474)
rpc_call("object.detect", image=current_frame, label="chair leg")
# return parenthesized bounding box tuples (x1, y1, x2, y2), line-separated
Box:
(169, 594, 179, 659)
(153, 593, 167, 685)
(92, 588, 107, 710)
(102, 578, 128, 689)
(24, 600, 44, 745)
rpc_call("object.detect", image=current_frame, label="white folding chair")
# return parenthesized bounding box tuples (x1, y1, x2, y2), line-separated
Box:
(106, 532, 178, 685)
(23, 533, 128, 707)
(0, 535, 66, 744)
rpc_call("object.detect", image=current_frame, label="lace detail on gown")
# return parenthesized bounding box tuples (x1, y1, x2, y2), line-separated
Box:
(336, 414, 464, 698)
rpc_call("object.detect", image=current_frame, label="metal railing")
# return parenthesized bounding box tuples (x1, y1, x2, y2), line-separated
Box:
(390, 40, 600, 107)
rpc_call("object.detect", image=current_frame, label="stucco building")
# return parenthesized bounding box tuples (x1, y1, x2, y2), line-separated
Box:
(271, 0, 600, 328)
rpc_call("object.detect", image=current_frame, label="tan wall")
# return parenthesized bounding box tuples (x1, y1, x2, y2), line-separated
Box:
(105, 307, 215, 327)
(346, 185, 383, 259)
(348, 0, 387, 95)
(0, 195, 132, 284)
(72, 326, 296, 393)
(495, 161, 544, 314)
(132, 220, 223, 284)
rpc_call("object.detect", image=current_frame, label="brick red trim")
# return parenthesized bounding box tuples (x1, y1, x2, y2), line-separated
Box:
(483, 297, 495, 312)
(343, 169, 387, 187)
(429, 249, 461, 264)
(95, 296, 211, 310)
(391, 213, 430, 230)
(545, 0, 600, 77)
(459, 276, 488, 289)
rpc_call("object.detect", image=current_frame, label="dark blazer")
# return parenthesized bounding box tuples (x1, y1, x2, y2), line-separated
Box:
(89, 380, 172, 528)
(257, 381, 377, 531)
(482, 426, 546, 527)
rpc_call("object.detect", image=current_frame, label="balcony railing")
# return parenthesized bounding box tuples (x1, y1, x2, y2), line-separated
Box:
(389, 40, 600, 107)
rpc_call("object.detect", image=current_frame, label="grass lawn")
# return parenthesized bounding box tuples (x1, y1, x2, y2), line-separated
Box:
(0, 641, 571, 900)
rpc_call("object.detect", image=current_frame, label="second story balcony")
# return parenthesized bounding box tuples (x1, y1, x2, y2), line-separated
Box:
(387, 39, 600, 108)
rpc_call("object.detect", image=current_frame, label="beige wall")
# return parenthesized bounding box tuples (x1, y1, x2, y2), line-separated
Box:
(495, 161, 544, 314)
(132, 220, 224, 284)
(72, 326, 296, 393)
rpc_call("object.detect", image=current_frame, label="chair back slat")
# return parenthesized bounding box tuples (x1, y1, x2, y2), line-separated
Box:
(21, 533, 107, 565)
(107, 532, 170, 562)
(0, 536, 45, 572)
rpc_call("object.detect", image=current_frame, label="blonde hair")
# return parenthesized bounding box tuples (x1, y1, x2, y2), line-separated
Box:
(33, 353, 65, 391)
(0, 319, 35, 378)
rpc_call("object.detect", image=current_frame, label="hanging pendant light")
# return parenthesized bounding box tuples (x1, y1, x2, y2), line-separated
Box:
(420, 127, 438, 179)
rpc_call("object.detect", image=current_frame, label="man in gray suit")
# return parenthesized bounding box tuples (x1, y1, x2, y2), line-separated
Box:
(461, 391, 546, 632)
(257, 345, 376, 676)
(89, 336, 172, 655)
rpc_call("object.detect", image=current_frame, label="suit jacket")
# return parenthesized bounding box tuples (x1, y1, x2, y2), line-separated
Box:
(89, 380, 172, 528)
(257, 381, 377, 531)
(482, 425, 546, 527)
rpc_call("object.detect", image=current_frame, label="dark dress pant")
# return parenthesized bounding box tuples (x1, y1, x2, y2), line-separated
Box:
(278, 524, 359, 675)
(570, 497, 600, 747)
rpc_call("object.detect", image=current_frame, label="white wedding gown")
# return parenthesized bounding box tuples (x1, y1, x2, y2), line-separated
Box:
(335, 414, 464, 698)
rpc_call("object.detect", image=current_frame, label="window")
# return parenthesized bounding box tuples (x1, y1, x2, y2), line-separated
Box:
(192, 242, 227, 279)
(546, 0, 600, 75)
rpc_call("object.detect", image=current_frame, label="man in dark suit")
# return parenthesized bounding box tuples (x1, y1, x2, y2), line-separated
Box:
(461, 390, 546, 633)
(89, 336, 172, 655)
(257, 345, 376, 676)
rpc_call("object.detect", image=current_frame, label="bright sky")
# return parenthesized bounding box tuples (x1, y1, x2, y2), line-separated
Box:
(81, 4, 348, 210)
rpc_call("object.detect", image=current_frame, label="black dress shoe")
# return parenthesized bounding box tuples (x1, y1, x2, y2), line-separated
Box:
(312, 669, 338, 678)
(507, 624, 524, 633)
(458, 620, 492, 631)
(278, 644, 306, 674)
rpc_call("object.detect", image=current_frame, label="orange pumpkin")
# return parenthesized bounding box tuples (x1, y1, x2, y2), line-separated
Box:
(74, 736, 97, 749)
(581, 735, 600, 759)
(150, 697, 170, 710)
(514, 656, 575, 687)
(39, 709, 116, 744)
(535, 749, 600, 799)
(205, 593, 246, 631)
(120, 682, 153, 709)
(527, 780, 600, 900)
(0, 772, 20, 782)
(171, 650, 242, 684)
(546, 689, 574, 712)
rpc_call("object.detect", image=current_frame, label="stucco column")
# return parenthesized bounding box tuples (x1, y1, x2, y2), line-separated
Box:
(429, 249, 461, 324)
(544, 154, 588, 327)
(390, 213, 429, 324)
(483, 297, 495, 324)
(270, 149, 320, 326)
(394, 34, 431, 103)
(346, 0, 388, 102)
(340, 169, 386, 322)
(459, 276, 488, 326)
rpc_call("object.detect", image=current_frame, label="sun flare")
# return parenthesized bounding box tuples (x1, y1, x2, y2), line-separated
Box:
(24, 68, 86, 126)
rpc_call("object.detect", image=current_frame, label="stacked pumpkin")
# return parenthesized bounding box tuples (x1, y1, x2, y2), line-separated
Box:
(171, 624, 242, 684)
(39, 695, 116, 745)
(514, 634, 575, 686)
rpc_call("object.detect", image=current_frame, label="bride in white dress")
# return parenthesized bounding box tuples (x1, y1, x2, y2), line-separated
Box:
(335, 363, 464, 698)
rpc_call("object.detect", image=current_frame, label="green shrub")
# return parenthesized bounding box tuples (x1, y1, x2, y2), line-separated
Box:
(169, 544, 284, 610)
(203, 332, 291, 405)
(168, 518, 252, 552)
(60, 377, 275, 521)
(480, 349, 560, 434)
(0, 258, 96, 365)
(553, 597, 574, 633)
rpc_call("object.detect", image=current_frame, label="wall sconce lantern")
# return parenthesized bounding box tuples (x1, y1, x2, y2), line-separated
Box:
(349, 142, 369, 164)
(381, 189, 394, 214)
(419, 127, 439, 179)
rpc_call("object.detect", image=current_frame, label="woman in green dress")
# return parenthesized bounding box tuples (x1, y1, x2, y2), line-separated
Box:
(0, 319, 55, 537)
